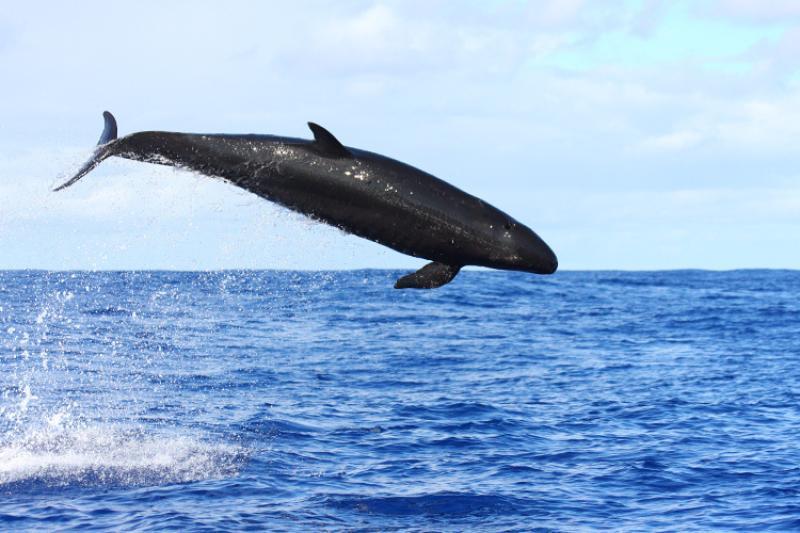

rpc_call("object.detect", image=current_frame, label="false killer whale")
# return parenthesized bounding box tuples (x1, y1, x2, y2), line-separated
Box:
(55, 112, 557, 288)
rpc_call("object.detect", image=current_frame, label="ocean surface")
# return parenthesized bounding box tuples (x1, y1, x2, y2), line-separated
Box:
(1, 269, 799, 531)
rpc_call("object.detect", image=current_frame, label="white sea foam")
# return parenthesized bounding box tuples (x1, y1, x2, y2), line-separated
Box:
(0, 424, 246, 487)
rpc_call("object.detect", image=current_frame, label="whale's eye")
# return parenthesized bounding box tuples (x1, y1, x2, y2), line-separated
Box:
(504, 222, 513, 231)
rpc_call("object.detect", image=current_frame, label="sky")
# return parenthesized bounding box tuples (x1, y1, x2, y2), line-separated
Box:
(0, 0, 798, 270)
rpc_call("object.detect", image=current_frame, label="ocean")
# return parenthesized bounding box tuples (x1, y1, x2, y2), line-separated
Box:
(1, 270, 799, 531)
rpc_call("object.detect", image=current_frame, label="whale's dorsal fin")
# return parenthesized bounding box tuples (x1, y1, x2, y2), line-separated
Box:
(395, 262, 462, 289)
(308, 122, 351, 158)
(98, 111, 118, 145)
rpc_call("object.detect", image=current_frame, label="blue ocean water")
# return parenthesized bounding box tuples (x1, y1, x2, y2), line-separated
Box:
(1, 269, 799, 531)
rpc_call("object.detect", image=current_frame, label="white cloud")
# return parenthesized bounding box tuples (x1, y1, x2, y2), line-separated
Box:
(637, 130, 706, 152)
(277, 3, 558, 78)
(533, 0, 587, 27)
(710, 0, 800, 21)
(739, 26, 800, 85)
(718, 96, 800, 150)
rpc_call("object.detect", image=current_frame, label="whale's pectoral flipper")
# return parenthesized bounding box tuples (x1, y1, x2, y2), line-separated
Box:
(308, 122, 352, 158)
(394, 262, 462, 289)
(53, 111, 118, 192)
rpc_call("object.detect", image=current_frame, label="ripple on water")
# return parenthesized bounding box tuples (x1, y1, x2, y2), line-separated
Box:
(324, 492, 519, 517)
(1, 270, 799, 530)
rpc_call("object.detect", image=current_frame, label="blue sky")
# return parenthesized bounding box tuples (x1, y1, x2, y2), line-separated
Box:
(0, 0, 798, 270)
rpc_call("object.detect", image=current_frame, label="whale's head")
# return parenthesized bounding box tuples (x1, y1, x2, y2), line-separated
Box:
(494, 220, 558, 275)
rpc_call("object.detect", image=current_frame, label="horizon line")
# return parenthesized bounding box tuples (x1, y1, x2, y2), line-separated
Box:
(1, 267, 797, 274)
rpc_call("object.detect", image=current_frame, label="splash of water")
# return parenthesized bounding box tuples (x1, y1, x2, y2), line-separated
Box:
(0, 423, 246, 487)
(1, 273, 248, 489)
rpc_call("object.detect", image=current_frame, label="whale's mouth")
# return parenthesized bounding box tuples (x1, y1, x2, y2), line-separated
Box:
(502, 253, 557, 275)
(528, 250, 558, 275)
(502, 225, 558, 275)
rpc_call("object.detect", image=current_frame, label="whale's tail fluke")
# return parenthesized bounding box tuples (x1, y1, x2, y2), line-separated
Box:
(53, 111, 118, 192)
